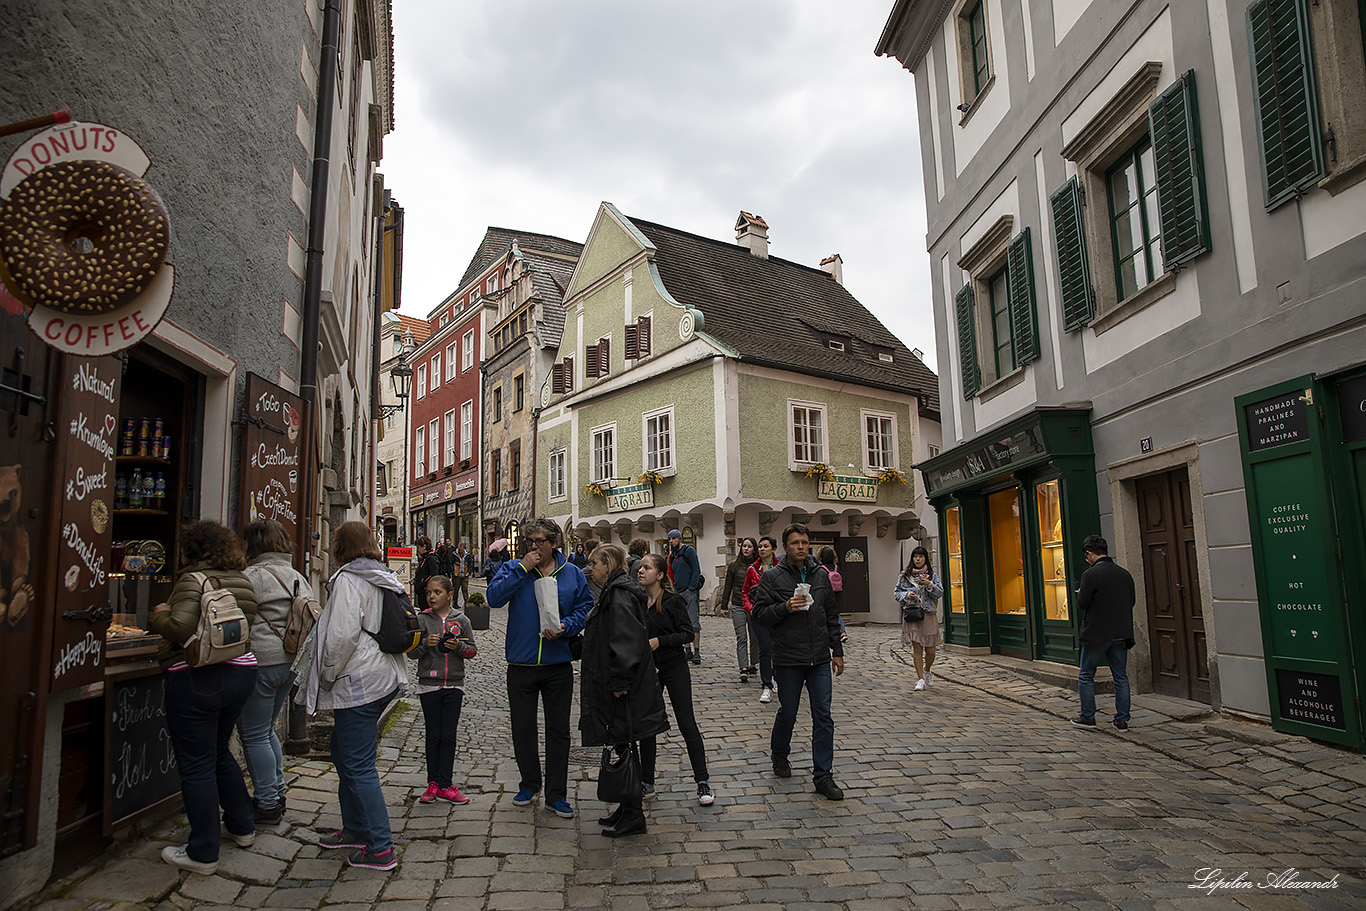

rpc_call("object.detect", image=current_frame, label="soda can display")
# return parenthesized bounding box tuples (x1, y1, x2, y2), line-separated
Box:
(162, 435, 172, 461)
(137, 418, 151, 456)
(120, 418, 136, 456)
(151, 418, 165, 458)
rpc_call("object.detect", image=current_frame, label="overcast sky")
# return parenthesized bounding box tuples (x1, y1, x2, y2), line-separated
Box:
(381, 0, 936, 370)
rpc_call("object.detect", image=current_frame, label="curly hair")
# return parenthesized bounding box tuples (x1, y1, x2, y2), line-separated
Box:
(628, 537, 650, 556)
(180, 520, 247, 571)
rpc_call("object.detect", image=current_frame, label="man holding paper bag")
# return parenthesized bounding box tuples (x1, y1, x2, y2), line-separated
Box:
(752, 523, 846, 801)
(487, 518, 593, 819)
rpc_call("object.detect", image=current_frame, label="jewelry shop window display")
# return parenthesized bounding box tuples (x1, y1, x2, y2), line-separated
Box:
(1036, 479, 1069, 621)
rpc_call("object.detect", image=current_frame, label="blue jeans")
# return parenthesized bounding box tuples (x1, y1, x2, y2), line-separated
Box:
(236, 662, 294, 809)
(1078, 640, 1131, 723)
(771, 663, 835, 783)
(163, 663, 257, 863)
(332, 689, 397, 854)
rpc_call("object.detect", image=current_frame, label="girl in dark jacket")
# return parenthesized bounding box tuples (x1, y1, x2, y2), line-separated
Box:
(581, 544, 668, 837)
(410, 575, 476, 805)
(720, 537, 760, 684)
(638, 553, 714, 805)
(413, 536, 441, 611)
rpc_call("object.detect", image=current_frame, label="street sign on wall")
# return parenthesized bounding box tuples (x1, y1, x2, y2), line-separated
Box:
(1236, 377, 1359, 745)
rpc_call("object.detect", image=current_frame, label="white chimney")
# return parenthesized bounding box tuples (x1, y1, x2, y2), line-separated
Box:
(820, 253, 844, 284)
(735, 211, 770, 259)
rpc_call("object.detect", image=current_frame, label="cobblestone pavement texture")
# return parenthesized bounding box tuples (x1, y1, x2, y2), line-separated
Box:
(29, 588, 1366, 911)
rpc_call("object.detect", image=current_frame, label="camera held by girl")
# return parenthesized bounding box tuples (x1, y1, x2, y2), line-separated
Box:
(410, 575, 478, 804)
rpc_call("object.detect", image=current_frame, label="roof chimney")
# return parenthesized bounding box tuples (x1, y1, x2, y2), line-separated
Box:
(820, 253, 844, 284)
(735, 211, 769, 259)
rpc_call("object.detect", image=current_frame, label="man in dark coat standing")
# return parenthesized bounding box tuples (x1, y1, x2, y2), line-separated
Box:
(753, 523, 846, 800)
(1072, 535, 1135, 731)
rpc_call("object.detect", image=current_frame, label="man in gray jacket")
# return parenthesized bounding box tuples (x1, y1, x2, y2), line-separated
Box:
(1072, 535, 1136, 731)
(752, 523, 846, 800)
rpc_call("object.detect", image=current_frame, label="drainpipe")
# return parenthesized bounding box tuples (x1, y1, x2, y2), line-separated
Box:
(368, 191, 389, 535)
(289, 0, 341, 756)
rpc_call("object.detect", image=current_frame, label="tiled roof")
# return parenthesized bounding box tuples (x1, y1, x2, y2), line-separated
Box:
(627, 217, 940, 417)
(457, 227, 584, 292)
(530, 264, 570, 350)
(396, 313, 431, 345)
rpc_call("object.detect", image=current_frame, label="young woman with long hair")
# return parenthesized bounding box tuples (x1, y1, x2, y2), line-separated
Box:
(741, 535, 779, 703)
(896, 545, 944, 691)
(720, 537, 760, 683)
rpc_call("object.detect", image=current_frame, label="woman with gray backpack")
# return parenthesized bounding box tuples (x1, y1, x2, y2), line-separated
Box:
(148, 520, 259, 876)
(239, 519, 317, 826)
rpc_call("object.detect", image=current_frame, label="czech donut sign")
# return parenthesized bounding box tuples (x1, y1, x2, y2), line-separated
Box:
(0, 121, 175, 356)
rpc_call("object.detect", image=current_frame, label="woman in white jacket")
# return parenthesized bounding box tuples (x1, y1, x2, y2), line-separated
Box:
(300, 521, 406, 871)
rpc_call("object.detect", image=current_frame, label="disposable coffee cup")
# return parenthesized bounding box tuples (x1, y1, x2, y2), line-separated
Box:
(794, 583, 812, 610)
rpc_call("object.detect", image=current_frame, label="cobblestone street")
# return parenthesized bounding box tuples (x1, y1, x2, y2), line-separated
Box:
(34, 608, 1366, 911)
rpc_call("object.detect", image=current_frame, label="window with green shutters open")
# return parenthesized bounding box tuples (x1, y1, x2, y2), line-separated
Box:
(1248, 0, 1366, 202)
(954, 224, 1040, 400)
(1051, 65, 1212, 333)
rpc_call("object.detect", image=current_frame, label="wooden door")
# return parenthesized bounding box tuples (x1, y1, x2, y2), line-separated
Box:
(1137, 468, 1209, 701)
(834, 536, 869, 614)
(0, 314, 61, 857)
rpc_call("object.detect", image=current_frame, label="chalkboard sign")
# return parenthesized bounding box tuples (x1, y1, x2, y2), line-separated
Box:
(107, 673, 180, 824)
(1276, 669, 1345, 731)
(1244, 390, 1311, 451)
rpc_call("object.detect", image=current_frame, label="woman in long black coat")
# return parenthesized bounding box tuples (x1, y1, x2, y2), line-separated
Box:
(580, 544, 669, 837)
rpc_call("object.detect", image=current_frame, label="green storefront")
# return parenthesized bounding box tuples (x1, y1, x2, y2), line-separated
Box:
(1235, 369, 1366, 749)
(919, 409, 1099, 663)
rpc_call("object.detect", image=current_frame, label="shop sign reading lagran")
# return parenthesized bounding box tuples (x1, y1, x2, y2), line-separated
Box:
(817, 474, 877, 503)
(52, 356, 121, 691)
(606, 482, 654, 513)
(238, 374, 304, 546)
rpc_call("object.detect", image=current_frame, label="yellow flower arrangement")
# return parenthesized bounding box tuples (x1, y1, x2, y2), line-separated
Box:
(584, 482, 606, 497)
(637, 470, 665, 486)
(876, 467, 907, 485)
(803, 462, 835, 482)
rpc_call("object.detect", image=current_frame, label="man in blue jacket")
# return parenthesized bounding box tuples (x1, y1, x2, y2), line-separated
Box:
(667, 529, 704, 664)
(487, 518, 592, 819)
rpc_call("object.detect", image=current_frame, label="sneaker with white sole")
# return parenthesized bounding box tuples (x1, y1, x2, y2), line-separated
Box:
(547, 799, 575, 819)
(914, 678, 926, 691)
(697, 782, 715, 806)
(221, 826, 255, 848)
(419, 781, 440, 804)
(316, 829, 366, 850)
(924, 672, 933, 687)
(511, 788, 539, 806)
(347, 847, 397, 871)
(759, 687, 772, 704)
(161, 844, 217, 875)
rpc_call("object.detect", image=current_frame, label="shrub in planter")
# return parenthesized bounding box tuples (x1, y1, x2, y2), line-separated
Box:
(464, 592, 490, 630)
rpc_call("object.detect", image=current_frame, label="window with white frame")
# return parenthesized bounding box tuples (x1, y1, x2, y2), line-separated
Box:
(462, 329, 474, 371)
(789, 401, 827, 466)
(460, 400, 473, 460)
(445, 343, 457, 380)
(431, 353, 441, 390)
(862, 410, 898, 474)
(428, 420, 439, 470)
(444, 410, 455, 466)
(416, 364, 427, 399)
(415, 426, 425, 479)
(548, 449, 567, 502)
(591, 423, 616, 482)
(643, 406, 675, 474)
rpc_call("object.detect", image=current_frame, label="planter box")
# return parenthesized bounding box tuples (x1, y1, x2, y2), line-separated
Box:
(465, 601, 490, 630)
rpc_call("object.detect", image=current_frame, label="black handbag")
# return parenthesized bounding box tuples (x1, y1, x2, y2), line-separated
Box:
(597, 743, 641, 803)
(901, 604, 925, 623)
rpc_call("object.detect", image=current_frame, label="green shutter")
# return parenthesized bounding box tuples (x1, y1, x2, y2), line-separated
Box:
(955, 283, 980, 398)
(1006, 229, 1040, 365)
(1050, 177, 1095, 330)
(1149, 69, 1211, 269)
(1248, 0, 1324, 209)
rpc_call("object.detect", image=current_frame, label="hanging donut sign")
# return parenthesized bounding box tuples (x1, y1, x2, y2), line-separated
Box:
(0, 121, 175, 356)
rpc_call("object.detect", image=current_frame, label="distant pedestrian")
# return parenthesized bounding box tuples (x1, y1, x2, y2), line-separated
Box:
(742, 535, 779, 703)
(411, 575, 476, 805)
(570, 542, 588, 569)
(896, 546, 943, 691)
(1072, 535, 1135, 731)
(150, 520, 259, 875)
(451, 542, 473, 607)
(721, 537, 760, 684)
(581, 545, 669, 837)
(300, 521, 408, 871)
(819, 546, 848, 643)
(413, 536, 440, 611)
(627, 537, 650, 585)
(753, 523, 846, 800)
(486, 518, 593, 819)
(667, 529, 704, 664)
(637, 554, 714, 806)
(238, 519, 312, 826)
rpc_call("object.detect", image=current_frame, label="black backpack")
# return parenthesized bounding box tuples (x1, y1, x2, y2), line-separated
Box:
(369, 587, 422, 654)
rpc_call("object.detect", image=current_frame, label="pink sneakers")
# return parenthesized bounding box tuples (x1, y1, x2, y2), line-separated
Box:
(437, 785, 470, 804)
(419, 782, 440, 804)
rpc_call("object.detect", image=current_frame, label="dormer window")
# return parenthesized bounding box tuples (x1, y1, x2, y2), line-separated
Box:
(879, 352, 894, 363)
(827, 339, 846, 352)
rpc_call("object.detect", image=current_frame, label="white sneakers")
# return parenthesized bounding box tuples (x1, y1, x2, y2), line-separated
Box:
(925, 672, 933, 687)
(914, 678, 926, 691)
(759, 687, 772, 703)
(162, 845, 217, 875)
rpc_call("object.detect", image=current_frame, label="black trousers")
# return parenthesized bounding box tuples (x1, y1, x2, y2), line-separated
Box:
(641, 657, 709, 784)
(506, 662, 574, 803)
(418, 688, 464, 788)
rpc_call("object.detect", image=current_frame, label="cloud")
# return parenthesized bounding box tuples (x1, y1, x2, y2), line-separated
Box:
(382, 0, 937, 369)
